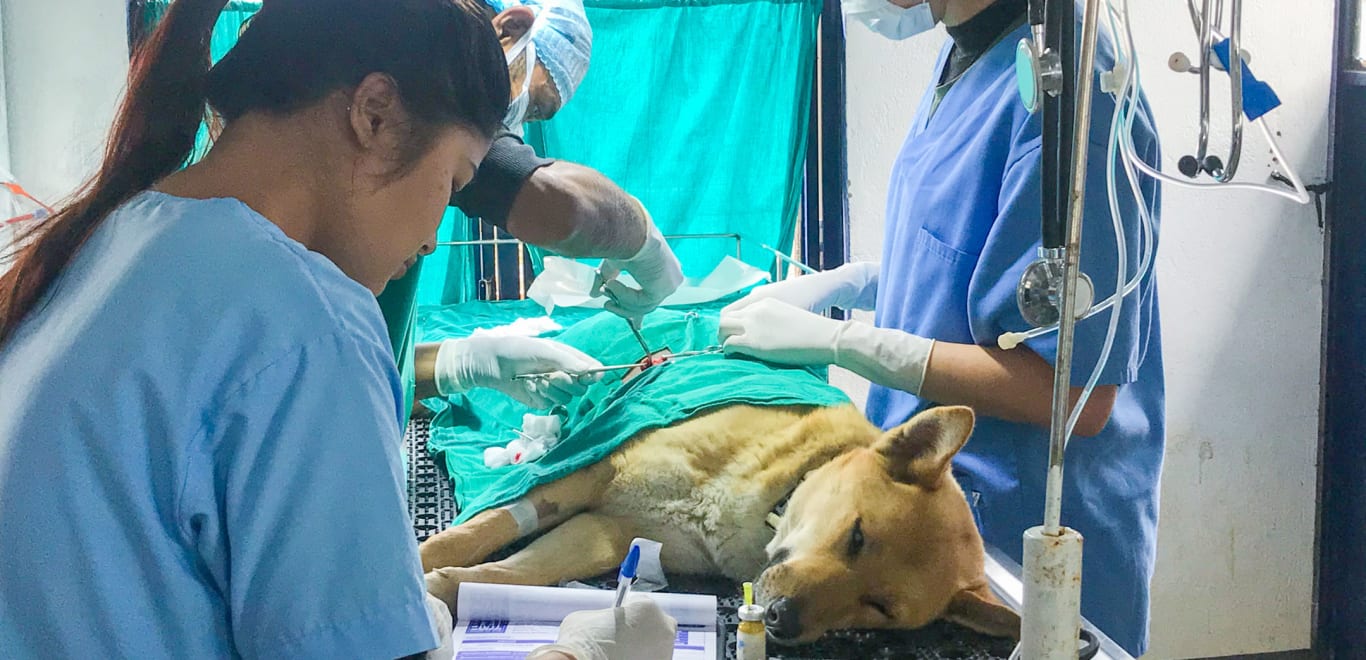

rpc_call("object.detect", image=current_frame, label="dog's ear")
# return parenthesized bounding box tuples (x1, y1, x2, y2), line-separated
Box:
(942, 581, 1021, 640)
(874, 406, 974, 488)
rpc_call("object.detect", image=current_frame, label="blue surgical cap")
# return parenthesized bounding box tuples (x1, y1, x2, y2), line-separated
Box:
(488, 0, 593, 105)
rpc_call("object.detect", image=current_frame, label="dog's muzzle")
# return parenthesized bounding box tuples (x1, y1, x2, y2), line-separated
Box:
(764, 596, 803, 641)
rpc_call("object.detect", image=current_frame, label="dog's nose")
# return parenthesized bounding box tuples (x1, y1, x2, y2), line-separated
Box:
(764, 596, 802, 640)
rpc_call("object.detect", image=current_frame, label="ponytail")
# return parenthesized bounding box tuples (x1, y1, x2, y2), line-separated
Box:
(0, 0, 508, 348)
(0, 0, 228, 347)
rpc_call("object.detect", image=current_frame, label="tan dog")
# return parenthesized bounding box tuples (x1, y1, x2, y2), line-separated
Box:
(421, 404, 1021, 644)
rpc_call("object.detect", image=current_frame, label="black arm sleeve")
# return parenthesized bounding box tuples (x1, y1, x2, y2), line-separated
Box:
(449, 131, 554, 228)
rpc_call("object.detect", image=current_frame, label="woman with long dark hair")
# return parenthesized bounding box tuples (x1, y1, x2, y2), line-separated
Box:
(0, 0, 674, 657)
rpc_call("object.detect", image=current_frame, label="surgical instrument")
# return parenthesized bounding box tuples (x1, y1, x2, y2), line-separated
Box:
(511, 346, 724, 381)
(593, 266, 657, 357)
(624, 317, 652, 357)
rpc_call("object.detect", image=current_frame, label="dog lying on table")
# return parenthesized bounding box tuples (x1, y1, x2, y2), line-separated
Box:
(420, 401, 1021, 645)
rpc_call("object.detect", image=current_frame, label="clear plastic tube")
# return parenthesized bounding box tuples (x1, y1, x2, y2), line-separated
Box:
(1065, 0, 1133, 442)
(1003, 0, 1308, 352)
(1114, 10, 1310, 207)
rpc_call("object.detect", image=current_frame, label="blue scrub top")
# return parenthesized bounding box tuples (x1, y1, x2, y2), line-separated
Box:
(865, 24, 1165, 656)
(0, 192, 439, 658)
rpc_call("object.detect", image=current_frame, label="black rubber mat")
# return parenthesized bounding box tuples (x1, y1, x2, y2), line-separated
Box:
(405, 417, 1014, 660)
(406, 417, 456, 542)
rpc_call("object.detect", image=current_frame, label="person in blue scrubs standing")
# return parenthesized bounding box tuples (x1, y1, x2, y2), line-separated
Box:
(0, 0, 675, 658)
(718, 0, 1163, 654)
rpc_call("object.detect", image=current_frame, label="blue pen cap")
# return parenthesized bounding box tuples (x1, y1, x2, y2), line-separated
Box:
(619, 544, 641, 580)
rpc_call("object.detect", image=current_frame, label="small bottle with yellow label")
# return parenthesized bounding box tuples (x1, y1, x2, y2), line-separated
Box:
(736, 582, 767, 660)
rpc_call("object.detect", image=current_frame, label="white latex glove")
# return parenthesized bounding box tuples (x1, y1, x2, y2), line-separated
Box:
(424, 593, 456, 660)
(718, 298, 936, 395)
(593, 209, 684, 321)
(723, 261, 879, 315)
(434, 335, 604, 409)
(526, 599, 678, 660)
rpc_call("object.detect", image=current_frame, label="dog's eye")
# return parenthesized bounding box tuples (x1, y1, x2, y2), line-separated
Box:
(862, 597, 893, 620)
(848, 517, 865, 557)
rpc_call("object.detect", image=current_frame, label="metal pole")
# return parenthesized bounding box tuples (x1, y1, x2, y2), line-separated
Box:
(436, 233, 744, 248)
(1043, 0, 1104, 535)
(819, 0, 850, 272)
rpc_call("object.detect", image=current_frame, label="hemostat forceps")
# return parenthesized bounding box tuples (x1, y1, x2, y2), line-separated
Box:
(512, 346, 724, 381)
(623, 317, 652, 356)
(593, 266, 655, 357)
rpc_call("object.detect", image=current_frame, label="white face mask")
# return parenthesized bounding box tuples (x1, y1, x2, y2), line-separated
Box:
(503, 30, 537, 136)
(843, 0, 936, 40)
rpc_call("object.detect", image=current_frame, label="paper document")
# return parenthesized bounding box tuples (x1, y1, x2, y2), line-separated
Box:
(450, 583, 718, 660)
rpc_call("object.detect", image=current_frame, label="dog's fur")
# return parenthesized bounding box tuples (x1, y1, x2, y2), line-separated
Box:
(421, 403, 1020, 643)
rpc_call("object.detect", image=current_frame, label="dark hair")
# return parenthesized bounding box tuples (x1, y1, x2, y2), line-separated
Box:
(0, 0, 510, 347)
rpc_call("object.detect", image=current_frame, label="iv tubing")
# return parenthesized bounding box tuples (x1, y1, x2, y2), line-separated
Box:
(1067, 0, 1136, 442)
(1001, 0, 1303, 350)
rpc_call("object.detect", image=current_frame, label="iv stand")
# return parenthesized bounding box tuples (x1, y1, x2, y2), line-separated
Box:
(1019, 0, 1105, 657)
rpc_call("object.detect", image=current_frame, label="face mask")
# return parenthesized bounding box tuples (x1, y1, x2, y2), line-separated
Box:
(503, 30, 537, 136)
(843, 0, 936, 41)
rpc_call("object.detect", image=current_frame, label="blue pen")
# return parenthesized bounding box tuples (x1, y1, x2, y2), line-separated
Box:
(613, 544, 641, 608)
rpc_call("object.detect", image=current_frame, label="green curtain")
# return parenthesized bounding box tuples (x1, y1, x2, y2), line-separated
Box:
(416, 208, 478, 306)
(421, 0, 821, 298)
(529, 0, 819, 276)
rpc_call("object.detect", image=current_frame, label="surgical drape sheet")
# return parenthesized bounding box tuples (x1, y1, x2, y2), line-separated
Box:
(416, 301, 849, 525)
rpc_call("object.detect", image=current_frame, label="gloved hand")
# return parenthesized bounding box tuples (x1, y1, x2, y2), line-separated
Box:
(593, 203, 684, 321)
(526, 599, 679, 660)
(718, 298, 936, 395)
(434, 335, 603, 409)
(424, 592, 456, 660)
(723, 261, 879, 315)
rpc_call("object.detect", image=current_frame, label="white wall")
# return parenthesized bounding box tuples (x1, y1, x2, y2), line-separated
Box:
(0, 1, 10, 256)
(840, 3, 1329, 657)
(1, 1, 11, 174)
(1139, 2, 1328, 655)
(2, 0, 128, 202)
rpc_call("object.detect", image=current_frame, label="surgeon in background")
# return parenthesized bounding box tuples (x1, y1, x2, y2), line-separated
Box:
(380, 0, 684, 419)
(717, 0, 1163, 654)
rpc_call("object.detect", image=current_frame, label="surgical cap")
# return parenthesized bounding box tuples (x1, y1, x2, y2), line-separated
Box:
(488, 0, 593, 105)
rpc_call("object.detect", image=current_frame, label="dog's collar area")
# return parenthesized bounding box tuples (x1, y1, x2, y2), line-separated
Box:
(765, 489, 795, 531)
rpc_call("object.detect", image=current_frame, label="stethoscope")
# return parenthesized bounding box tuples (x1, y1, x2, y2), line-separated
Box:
(1010, 0, 1250, 329)
(1011, 0, 1096, 329)
(1170, 0, 1246, 182)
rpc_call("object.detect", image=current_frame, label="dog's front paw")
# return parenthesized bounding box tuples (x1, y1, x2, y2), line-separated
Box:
(424, 566, 466, 617)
